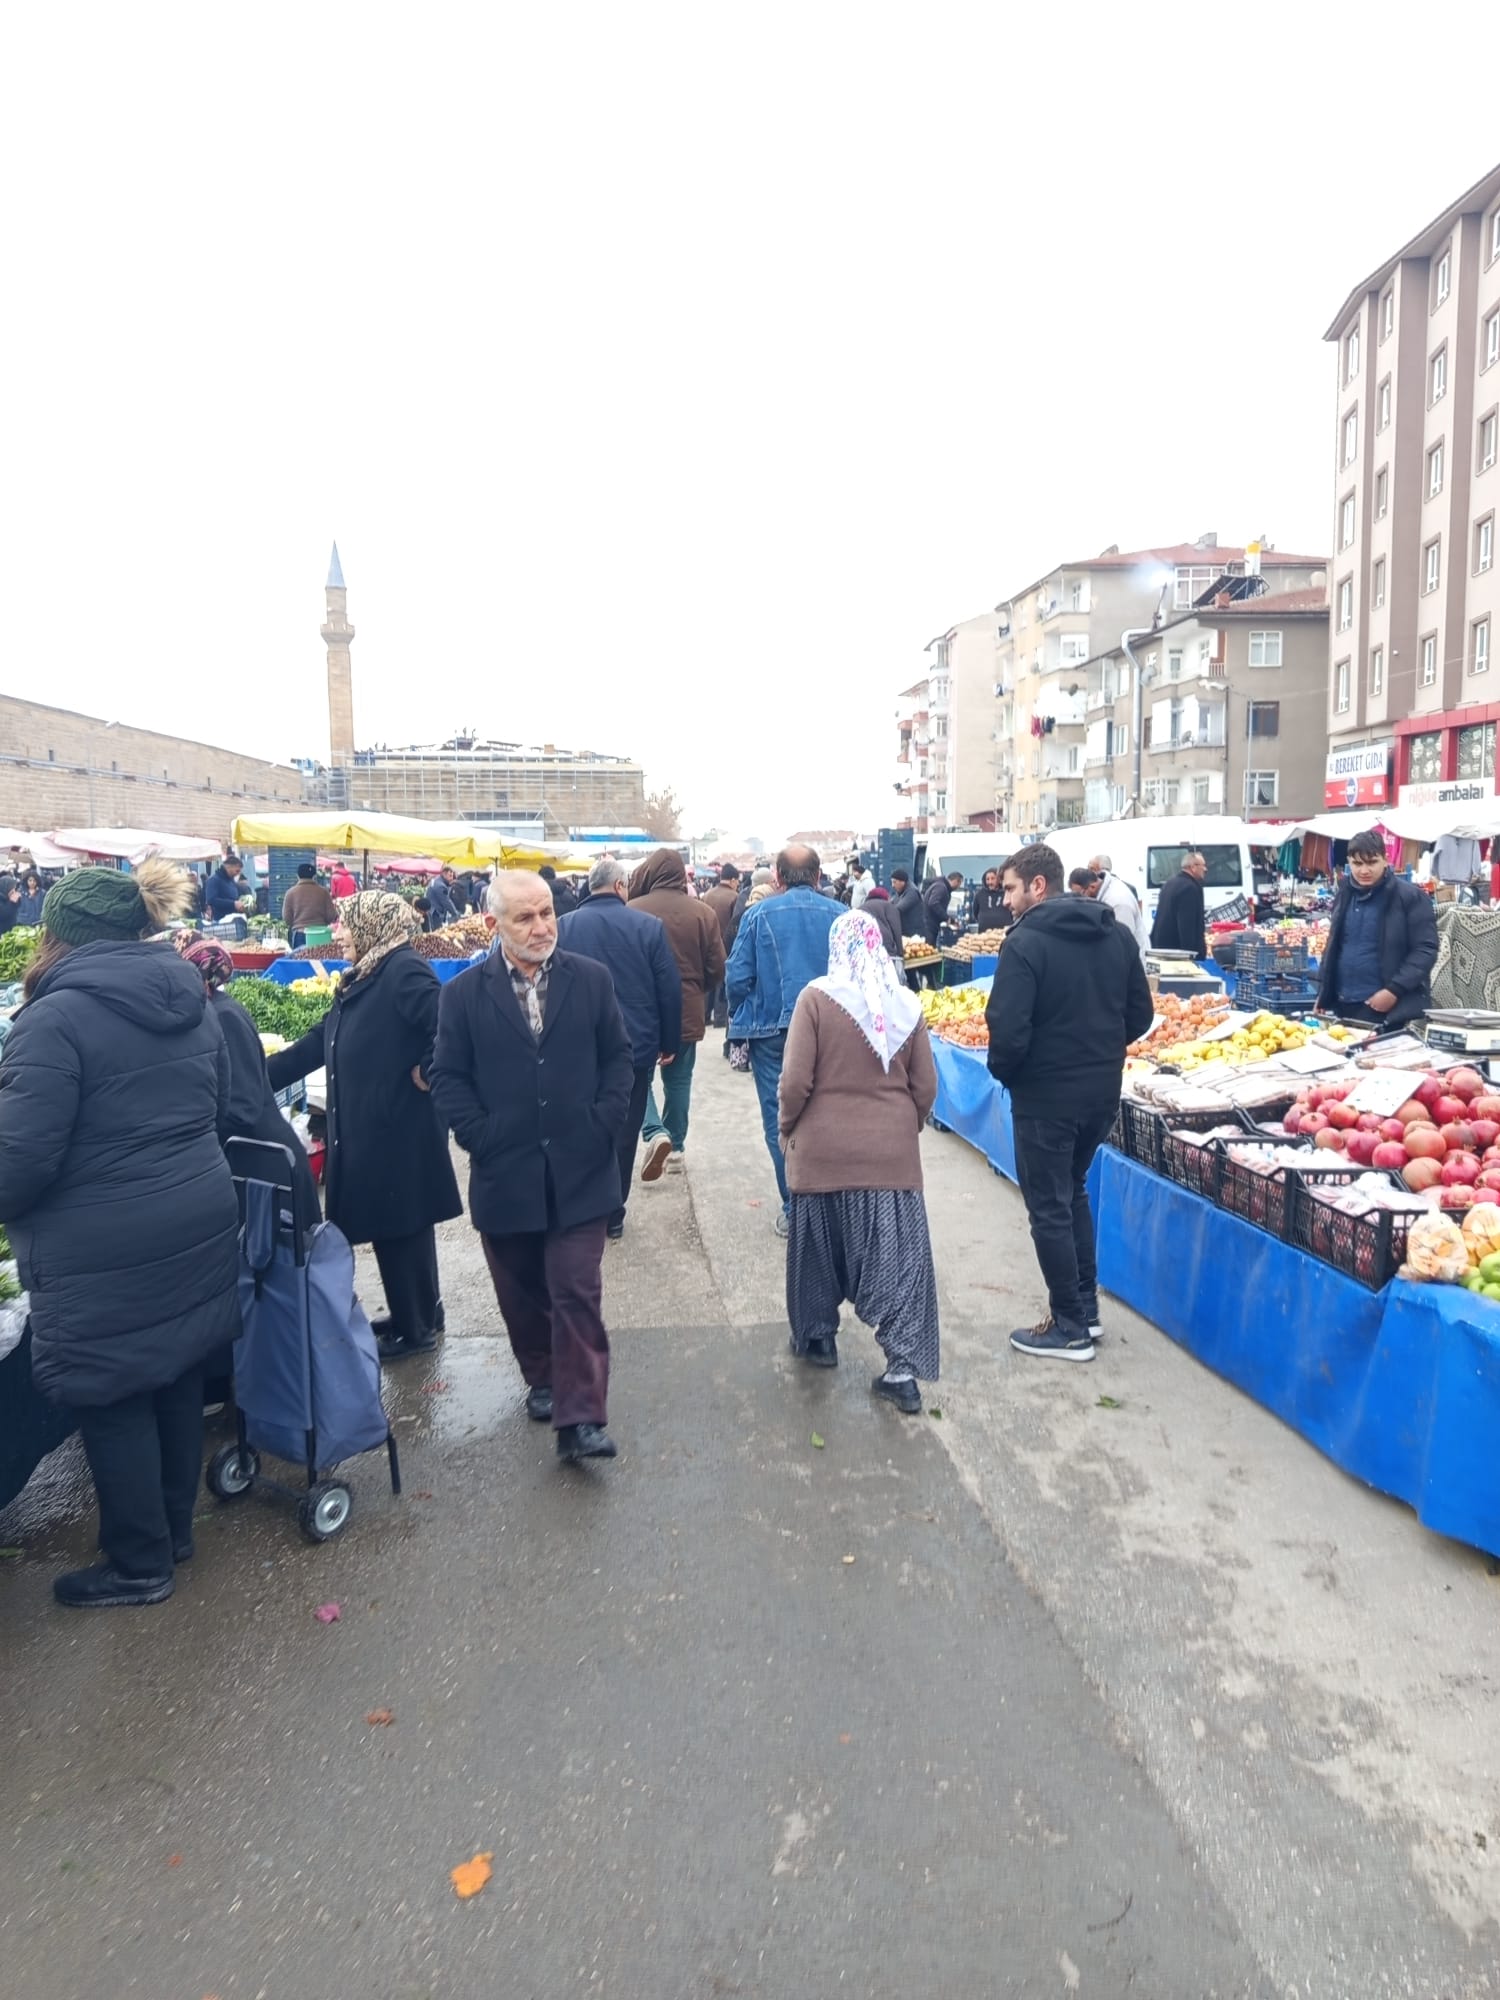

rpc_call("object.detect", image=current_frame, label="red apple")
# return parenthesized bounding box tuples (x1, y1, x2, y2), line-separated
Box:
(1442, 1153, 1482, 1186)
(1314, 1128, 1347, 1150)
(1403, 1157, 1444, 1191)
(1378, 1119, 1408, 1143)
(1414, 1076, 1446, 1109)
(1372, 1141, 1409, 1170)
(1446, 1068, 1487, 1101)
(1327, 1102, 1361, 1130)
(1403, 1125, 1448, 1160)
(1433, 1095, 1469, 1127)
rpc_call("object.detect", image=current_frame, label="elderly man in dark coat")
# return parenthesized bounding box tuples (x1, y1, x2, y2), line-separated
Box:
(1150, 851, 1208, 957)
(432, 871, 633, 1461)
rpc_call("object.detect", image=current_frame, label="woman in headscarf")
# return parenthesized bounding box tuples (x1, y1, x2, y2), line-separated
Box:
(174, 936, 320, 1233)
(777, 910, 940, 1413)
(0, 860, 240, 1607)
(267, 892, 462, 1360)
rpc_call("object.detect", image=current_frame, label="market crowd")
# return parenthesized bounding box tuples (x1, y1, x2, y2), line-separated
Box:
(13, 822, 1410, 1609)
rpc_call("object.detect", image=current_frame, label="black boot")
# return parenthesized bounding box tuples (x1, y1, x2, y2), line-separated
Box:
(54, 1562, 174, 1609)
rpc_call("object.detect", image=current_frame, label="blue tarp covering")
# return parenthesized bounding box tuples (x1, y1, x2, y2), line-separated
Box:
(254, 956, 476, 986)
(930, 1035, 1500, 1556)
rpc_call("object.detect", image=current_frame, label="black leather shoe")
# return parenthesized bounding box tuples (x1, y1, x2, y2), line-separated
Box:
(54, 1563, 174, 1609)
(434, 1299, 446, 1333)
(794, 1333, 839, 1369)
(525, 1385, 554, 1423)
(376, 1327, 438, 1362)
(173, 1540, 194, 1564)
(556, 1423, 617, 1461)
(606, 1221, 625, 1241)
(872, 1370, 922, 1415)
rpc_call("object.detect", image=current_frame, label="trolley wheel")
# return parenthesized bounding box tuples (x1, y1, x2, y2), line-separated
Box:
(298, 1482, 353, 1543)
(206, 1443, 259, 1500)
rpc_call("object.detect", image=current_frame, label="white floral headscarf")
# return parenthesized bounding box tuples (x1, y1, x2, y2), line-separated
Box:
(810, 911, 923, 1071)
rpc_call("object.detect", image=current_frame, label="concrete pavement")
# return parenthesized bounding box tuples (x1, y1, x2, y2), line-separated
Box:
(0, 1043, 1496, 1998)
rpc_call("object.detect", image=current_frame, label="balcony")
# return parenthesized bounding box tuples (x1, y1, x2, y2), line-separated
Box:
(1147, 730, 1225, 755)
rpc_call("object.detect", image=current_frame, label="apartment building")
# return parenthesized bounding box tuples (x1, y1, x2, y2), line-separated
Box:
(1082, 582, 1329, 823)
(996, 538, 1327, 834)
(892, 610, 996, 832)
(1324, 162, 1500, 810)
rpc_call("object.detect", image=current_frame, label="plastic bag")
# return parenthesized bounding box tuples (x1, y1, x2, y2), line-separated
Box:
(1461, 1201, 1500, 1264)
(1400, 1212, 1471, 1284)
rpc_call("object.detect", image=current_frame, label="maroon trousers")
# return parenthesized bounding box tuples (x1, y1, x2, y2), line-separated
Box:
(480, 1220, 610, 1428)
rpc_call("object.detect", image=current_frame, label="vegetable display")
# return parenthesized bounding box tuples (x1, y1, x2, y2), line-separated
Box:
(0, 926, 40, 983)
(230, 977, 336, 1042)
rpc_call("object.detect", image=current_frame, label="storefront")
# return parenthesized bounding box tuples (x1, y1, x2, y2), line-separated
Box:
(1323, 739, 1393, 810)
(1396, 705, 1500, 808)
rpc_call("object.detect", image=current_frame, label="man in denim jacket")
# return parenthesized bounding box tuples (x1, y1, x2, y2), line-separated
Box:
(725, 844, 842, 1237)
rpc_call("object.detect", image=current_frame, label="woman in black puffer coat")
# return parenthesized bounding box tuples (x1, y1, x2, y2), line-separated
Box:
(0, 861, 240, 1609)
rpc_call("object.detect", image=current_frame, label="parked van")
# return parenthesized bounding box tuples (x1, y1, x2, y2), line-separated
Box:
(1036, 817, 1265, 929)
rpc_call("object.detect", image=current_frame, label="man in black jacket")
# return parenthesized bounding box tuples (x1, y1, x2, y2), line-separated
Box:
(922, 870, 964, 944)
(889, 868, 925, 939)
(1150, 850, 1207, 956)
(558, 857, 683, 1238)
(986, 842, 1154, 1363)
(1317, 830, 1438, 1027)
(431, 872, 633, 1461)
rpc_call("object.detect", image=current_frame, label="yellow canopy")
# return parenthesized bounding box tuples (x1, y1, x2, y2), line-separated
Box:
(231, 809, 592, 873)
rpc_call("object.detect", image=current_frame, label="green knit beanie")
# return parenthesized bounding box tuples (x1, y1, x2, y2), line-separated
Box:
(41, 868, 149, 946)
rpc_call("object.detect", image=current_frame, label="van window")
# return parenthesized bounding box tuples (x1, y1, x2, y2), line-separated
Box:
(1146, 844, 1243, 891)
(928, 851, 1010, 882)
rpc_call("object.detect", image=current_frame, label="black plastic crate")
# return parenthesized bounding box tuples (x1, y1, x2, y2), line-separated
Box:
(1288, 1168, 1420, 1290)
(1237, 973, 1321, 1018)
(1217, 1141, 1356, 1240)
(1124, 1101, 1252, 1176)
(1235, 936, 1315, 977)
(1158, 1112, 1258, 1199)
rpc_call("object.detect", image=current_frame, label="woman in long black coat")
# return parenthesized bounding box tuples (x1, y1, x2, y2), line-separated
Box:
(267, 892, 461, 1360)
(0, 861, 240, 1609)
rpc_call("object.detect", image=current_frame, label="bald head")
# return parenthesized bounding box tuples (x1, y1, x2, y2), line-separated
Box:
(776, 843, 821, 890)
(487, 869, 557, 965)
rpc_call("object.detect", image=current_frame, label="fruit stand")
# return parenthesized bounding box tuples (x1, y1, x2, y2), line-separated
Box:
(922, 984, 1500, 1557)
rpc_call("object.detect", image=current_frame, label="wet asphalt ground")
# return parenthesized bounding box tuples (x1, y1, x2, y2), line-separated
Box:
(1, 1047, 1496, 1999)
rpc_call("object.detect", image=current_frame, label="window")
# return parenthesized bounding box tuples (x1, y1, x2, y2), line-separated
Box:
(1370, 645, 1384, 696)
(1373, 557, 1386, 609)
(1167, 648, 1183, 681)
(1070, 581, 1084, 610)
(1458, 721, 1496, 777)
(1421, 634, 1438, 687)
(1423, 540, 1441, 594)
(1143, 778, 1161, 808)
(1249, 699, 1280, 737)
(1435, 247, 1451, 306)
(1479, 516, 1495, 574)
(1475, 620, 1492, 680)
(1334, 660, 1350, 714)
(1248, 630, 1283, 666)
(1431, 347, 1447, 402)
(1410, 729, 1442, 781)
(1481, 411, 1498, 472)
(1345, 324, 1360, 382)
(1376, 466, 1390, 517)
(1381, 290, 1394, 340)
(1168, 698, 1184, 744)
(1173, 565, 1217, 609)
(1342, 410, 1358, 466)
(1486, 311, 1500, 370)
(1340, 492, 1356, 547)
(1193, 776, 1211, 809)
(1378, 377, 1391, 429)
(1338, 576, 1354, 631)
(1428, 442, 1445, 497)
(1244, 771, 1279, 808)
(935, 792, 947, 813)
(1163, 778, 1181, 810)
(1147, 844, 1243, 890)
(1493, 210, 1500, 263)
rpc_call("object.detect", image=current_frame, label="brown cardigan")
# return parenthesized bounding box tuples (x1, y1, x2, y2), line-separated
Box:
(777, 987, 938, 1194)
(629, 849, 727, 1044)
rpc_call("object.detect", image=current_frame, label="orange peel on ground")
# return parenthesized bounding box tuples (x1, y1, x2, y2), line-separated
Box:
(450, 1852, 494, 1899)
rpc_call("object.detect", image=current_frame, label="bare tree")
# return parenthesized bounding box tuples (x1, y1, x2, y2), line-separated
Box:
(642, 786, 683, 840)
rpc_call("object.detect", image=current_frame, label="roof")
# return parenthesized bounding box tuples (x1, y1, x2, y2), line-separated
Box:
(327, 542, 345, 590)
(999, 541, 1326, 606)
(1217, 587, 1328, 616)
(1323, 159, 1500, 339)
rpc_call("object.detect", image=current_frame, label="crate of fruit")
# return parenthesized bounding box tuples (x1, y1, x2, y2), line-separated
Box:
(1159, 1113, 1259, 1199)
(1235, 936, 1314, 977)
(1217, 1138, 1361, 1240)
(1288, 1168, 1429, 1289)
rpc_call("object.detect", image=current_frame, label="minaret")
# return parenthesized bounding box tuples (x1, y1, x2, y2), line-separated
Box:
(322, 542, 356, 766)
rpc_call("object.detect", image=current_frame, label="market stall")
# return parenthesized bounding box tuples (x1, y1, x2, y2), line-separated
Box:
(230, 810, 592, 874)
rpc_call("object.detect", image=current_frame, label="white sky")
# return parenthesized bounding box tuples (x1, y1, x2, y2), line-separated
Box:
(2, 6, 1495, 844)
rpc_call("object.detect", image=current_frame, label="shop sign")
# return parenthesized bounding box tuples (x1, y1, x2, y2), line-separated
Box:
(1397, 779, 1495, 809)
(1324, 740, 1392, 809)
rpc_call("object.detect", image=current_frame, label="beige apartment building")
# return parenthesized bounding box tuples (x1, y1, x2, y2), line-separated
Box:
(893, 610, 996, 832)
(995, 538, 1326, 835)
(1082, 583, 1329, 822)
(1324, 163, 1500, 811)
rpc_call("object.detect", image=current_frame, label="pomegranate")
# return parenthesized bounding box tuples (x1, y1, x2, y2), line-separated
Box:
(1403, 1125, 1448, 1160)
(1395, 1100, 1432, 1125)
(1469, 1095, 1500, 1123)
(1326, 1102, 1360, 1130)
(1378, 1119, 1408, 1143)
(1440, 1185, 1479, 1211)
(1442, 1152, 1482, 1185)
(1444, 1121, 1478, 1154)
(1469, 1119, 1500, 1150)
(1314, 1128, 1347, 1150)
(1346, 1131, 1380, 1165)
(1403, 1157, 1444, 1191)
(1446, 1068, 1487, 1102)
(1432, 1095, 1469, 1127)
(1301, 1111, 1330, 1135)
(1283, 1109, 1303, 1135)
(1356, 1112, 1384, 1133)
(1414, 1075, 1446, 1109)
(1371, 1141, 1408, 1171)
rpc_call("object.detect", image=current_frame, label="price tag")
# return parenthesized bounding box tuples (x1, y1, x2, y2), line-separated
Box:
(1343, 1069, 1424, 1116)
(1197, 1010, 1255, 1043)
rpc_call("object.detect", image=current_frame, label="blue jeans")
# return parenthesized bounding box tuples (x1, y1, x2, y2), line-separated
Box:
(748, 1032, 790, 1212)
(642, 1041, 698, 1152)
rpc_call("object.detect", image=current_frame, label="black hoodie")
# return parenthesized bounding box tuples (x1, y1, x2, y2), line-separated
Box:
(985, 894, 1154, 1117)
(0, 940, 241, 1406)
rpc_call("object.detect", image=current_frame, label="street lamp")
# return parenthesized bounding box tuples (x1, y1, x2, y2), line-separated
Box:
(1125, 572, 1174, 817)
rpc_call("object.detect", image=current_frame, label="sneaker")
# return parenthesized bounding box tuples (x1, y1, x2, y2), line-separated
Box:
(665, 1151, 685, 1174)
(53, 1562, 175, 1609)
(1009, 1317, 1095, 1363)
(641, 1137, 672, 1183)
(872, 1369, 921, 1415)
(1081, 1301, 1103, 1345)
(774, 1210, 790, 1240)
(556, 1422, 617, 1462)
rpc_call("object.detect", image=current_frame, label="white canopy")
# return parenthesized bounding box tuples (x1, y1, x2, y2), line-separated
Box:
(1288, 803, 1500, 844)
(0, 827, 76, 868)
(49, 826, 225, 864)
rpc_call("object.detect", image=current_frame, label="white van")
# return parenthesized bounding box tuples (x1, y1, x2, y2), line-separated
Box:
(1037, 817, 1264, 929)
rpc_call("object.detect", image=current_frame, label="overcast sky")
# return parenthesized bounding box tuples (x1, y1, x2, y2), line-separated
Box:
(2, 7, 1495, 844)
